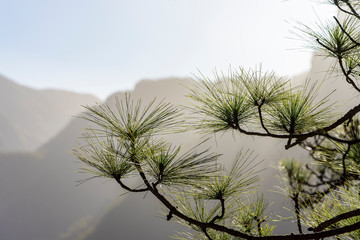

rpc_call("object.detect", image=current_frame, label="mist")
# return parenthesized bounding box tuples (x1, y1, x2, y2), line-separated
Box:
(0, 1, 350, 239)
(0, 50, 356, 239)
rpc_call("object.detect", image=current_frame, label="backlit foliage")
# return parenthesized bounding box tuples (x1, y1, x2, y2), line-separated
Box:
(75, 1, 360, 239)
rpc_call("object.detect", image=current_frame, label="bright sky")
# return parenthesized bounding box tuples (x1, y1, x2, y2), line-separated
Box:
(0, 0, 337, 100)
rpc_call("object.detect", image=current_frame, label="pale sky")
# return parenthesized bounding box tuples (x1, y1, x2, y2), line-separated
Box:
(0, 0, 337, 99)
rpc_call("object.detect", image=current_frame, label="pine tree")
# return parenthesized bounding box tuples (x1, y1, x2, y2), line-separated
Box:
(74, 1, 360, 239)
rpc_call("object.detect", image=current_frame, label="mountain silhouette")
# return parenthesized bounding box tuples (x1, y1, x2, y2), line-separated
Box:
(0, 52, 352, 240)
(0, 74, 98, 152)
(80, 54, 355, 239)
(71, 76, 311, 239)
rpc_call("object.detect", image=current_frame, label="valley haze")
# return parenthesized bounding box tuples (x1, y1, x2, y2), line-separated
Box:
(0, 51, 356, 239)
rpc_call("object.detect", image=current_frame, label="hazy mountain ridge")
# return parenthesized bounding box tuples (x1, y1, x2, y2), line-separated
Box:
(81, 54, 358, 239)
(76, 76, 311, 239)
(0, 76, 310, 240)
(0, 117, 121, 240)
(0, 74, 99, 152)
(0, 113, 26, 151)
(0, 77, 198, 240)
(0, 52, 354, 240)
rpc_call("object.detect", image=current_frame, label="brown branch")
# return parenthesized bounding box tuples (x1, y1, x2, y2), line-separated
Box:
(338, 57, 360, 92)
(322, 104, 360, 132)
(338, 5, 354, 16)
(293, 195, 303, 234)
(254, 216, 264, 237)
(316, 37, 358, 59)
(122, 118, 360, 240)
(345, 1, 360, 19)
(334, 16, 360, 46)
(210, 197, 225, 224)
(320, 132, 360, 145)
(114, 176, 149, 192)
(133, 158, 360, 240)
(149, 184, 360, 239)
(334, 0, 355, 16)
(316, 38, 337, 54)
(232, 102, 360, 149)
(310, 209, 360, 232)
(341, 144, 351, 181)
(167, 209, 174, 221)
(288, 103, 360, 148)
(257, 100, 271, 135)
(203, 228, 213, 240)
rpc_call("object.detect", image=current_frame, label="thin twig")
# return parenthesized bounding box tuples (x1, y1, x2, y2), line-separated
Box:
(210, 197, 225, 223)
(345, 1, 360, 19)
(293, 194, 303, 234)
(114, 177, 149, 192)
(203, 228, 213, 240)
(338, 57, 360, 92)
(341, 144, 352, 181)
(257, 100, 271, 135)
(334, 16, 360, 46)
(334, 1, 354, 16)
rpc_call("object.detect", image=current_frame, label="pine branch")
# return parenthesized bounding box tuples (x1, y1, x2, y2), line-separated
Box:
(309, 209, 360, 232)
(210, 197, 225, 224)
(114, 177, 149, 192)
(202, 228, 213, 240)
(345, 1, 360, 19)
(334, 16, 360, 46)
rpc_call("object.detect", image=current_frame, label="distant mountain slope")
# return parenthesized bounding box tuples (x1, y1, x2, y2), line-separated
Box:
(300, 53, 359, 112)
(80, 193, 188, 240)
(0, 74, 98, 151)
(76, 76, 311, 239)
(0, 117, 121, 240)
(0, 77, 198, 240)
(0, 113, 26, 150)
(82, 58, 360, 239)
(3, 73, 340, 240)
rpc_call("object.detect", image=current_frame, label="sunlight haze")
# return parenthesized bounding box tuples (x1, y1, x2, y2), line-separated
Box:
(0, 0, 337, 99)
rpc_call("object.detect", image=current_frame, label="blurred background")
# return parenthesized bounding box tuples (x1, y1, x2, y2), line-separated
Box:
(1, 0, 336, 99)
(0, 0, 345, 239)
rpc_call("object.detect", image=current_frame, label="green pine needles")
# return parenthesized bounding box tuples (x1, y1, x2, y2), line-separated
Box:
(188, 70, 254, 133)
(74, 1, 360, 239)
(188, 68, 334, 139)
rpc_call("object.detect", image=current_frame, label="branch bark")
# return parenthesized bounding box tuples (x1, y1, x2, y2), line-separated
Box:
(310, 209, 360, 232)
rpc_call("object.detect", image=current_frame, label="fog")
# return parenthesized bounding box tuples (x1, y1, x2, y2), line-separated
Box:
(0, 50, 357, 239)
(1, 0, 336, 99)
(1, 1, 354, 239)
